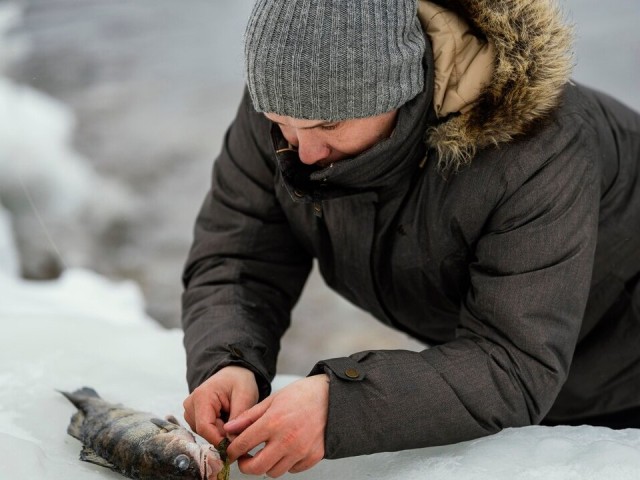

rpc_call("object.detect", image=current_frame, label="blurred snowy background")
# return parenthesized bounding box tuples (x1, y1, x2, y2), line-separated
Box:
(1, 0, 639, 375)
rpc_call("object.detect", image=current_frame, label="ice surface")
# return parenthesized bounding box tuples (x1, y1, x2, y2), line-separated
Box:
(0, 270, 639, 480)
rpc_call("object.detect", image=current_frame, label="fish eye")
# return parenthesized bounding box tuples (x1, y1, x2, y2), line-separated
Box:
(174, 454, 190, 471)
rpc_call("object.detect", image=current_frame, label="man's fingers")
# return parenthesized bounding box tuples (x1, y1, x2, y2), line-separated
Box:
(182, 397, 195, 429)
(191, 394, 225, 445)
(288, 451, 323, 473)
(236, 444, 320, 477)
(236, 447, 284, 477)
(181, 367, 261, 450)
(225, 402, 272, 463)
(229, 389, 259, 424)
(227, 430, 268, 464)
(195, 417, 225, 445)
(183, 408, 195, 432)
(185, 409, 224, 444)
(233, 438, 322, 477)
(267, 457, 297, 478)
(224, 397, 270, 435)
(226, 391, 256, 441)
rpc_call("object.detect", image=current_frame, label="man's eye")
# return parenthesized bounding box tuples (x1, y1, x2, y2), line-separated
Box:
(320, 124, 339, 131)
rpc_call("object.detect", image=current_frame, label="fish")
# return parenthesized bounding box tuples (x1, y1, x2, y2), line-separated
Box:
(60, 387, 228, 480)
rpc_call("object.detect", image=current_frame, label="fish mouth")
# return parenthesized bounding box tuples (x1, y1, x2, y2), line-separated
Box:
(200, 446, 224, 480)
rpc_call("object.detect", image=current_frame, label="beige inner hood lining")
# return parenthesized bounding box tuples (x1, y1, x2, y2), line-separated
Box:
(417, 1, 495, 118)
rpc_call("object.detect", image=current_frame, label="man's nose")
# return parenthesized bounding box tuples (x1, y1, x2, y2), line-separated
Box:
(296, 131, 331, 165)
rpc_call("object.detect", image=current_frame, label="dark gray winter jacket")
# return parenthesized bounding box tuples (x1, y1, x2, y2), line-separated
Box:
(182, 0, 640, 459)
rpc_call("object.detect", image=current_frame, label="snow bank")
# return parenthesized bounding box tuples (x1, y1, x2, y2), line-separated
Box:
(0, 74, 134, 229)
(0, 267, 157, 326)
(0, 269, 639, 480)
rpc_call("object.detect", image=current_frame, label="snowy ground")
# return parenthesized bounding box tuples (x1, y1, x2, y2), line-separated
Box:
(1, 209, 640, 479)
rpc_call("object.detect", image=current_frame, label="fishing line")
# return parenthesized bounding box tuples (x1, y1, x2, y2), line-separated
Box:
(16, 168, 69, 270)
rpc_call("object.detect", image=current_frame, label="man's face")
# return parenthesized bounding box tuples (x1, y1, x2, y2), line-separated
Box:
(264, 109, 398, 167)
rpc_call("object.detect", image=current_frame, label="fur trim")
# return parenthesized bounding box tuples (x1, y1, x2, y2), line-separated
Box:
(426, 0, 574, 175)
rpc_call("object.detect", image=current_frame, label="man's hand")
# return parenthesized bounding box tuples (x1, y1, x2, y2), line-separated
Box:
(183, 366, 259, 446)
(224, 374, 329, 478)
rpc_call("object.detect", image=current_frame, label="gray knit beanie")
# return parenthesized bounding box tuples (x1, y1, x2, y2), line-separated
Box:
(244, 0, 426, 121)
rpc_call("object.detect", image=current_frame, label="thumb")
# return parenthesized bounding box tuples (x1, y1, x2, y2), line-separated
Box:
(227, 378, 260, 423)
(224, 397, 271, 435)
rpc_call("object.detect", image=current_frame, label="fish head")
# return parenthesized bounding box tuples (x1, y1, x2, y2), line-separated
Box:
(140, 435, 225, 480)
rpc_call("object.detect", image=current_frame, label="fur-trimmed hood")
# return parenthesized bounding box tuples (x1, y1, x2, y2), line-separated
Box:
(418, 0, 574, 173)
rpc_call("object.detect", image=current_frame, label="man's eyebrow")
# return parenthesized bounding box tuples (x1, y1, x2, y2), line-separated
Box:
(266, 117, 335, 130)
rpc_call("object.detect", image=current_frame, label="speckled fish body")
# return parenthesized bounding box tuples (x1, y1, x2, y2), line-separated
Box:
(61, 387, 225, 480)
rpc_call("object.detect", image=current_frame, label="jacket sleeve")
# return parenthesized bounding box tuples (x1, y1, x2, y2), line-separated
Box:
(182, 90, 312, 399)
(310, 118, 601, 458)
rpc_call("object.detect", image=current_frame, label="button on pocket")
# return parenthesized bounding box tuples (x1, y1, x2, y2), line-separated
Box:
(344, 368, 360, 379)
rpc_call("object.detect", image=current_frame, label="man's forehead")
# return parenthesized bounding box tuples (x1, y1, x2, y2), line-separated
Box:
(263, 113, 334, 130)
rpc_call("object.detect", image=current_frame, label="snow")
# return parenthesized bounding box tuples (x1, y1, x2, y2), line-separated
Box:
(0, 259, 639, 479)
(0, 72, 134, 251)
(0, 68, 133, 220)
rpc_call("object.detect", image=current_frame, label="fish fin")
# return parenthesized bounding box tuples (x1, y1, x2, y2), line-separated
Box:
(165, 414, 181, 425)
(66, 411, 85, 441)
(79, 446, 117, 471)
(150, 417, 180, 432)
(59, 387, 101, 409)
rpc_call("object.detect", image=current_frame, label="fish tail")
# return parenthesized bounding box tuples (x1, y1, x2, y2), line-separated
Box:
(59, 387, 101, 440)
(59, 387, 101, 409)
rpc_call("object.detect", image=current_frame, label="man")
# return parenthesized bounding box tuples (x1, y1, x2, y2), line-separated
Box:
(182, 0, 640, 477)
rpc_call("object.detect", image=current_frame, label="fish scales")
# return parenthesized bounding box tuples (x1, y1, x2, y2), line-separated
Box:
(89, 412, 160, 474)
(61, 387, 227, 480)
(71, 399, 160, 474)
